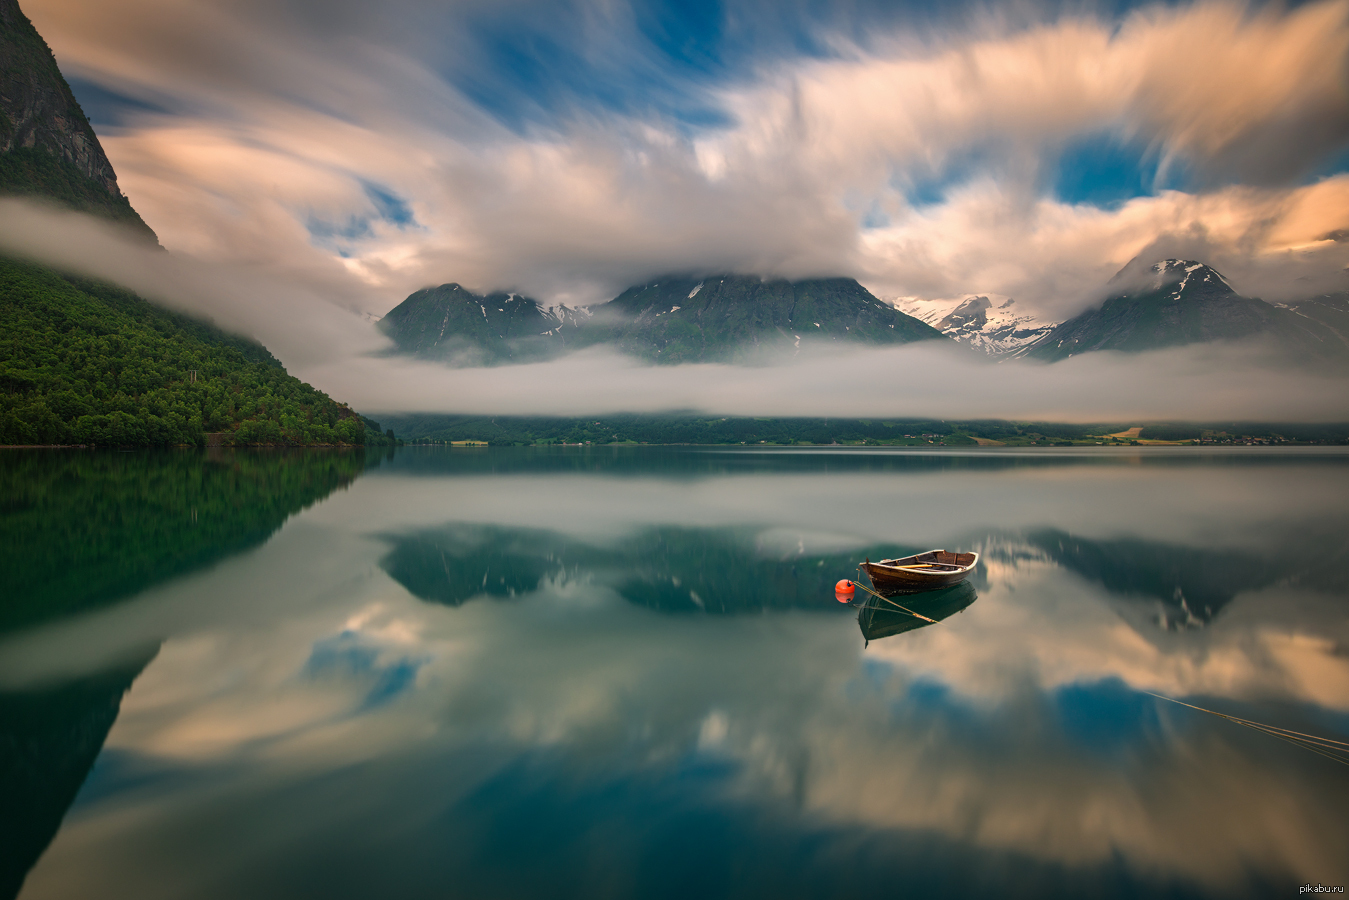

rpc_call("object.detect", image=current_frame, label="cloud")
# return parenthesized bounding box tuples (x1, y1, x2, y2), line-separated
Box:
(18, 0, 1349, 320)
(863, 176, 1349, 315)
(316, 339, 1349, 422)
(0, 199, 386, 369)
(4, 198, 1347, 422)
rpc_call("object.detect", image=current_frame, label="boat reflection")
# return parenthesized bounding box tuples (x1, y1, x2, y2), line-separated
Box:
(858, 581, 979, 645)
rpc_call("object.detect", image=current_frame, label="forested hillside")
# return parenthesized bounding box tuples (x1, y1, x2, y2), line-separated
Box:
(0, 258, 379, 445)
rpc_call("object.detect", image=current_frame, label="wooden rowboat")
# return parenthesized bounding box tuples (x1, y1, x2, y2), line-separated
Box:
(861, 549, 978, 594)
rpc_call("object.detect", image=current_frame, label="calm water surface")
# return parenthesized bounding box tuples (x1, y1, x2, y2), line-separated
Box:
(2, 446, 1347, 899)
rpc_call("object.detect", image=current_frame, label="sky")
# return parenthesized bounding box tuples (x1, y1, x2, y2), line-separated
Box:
(8, 0, 1349, 418)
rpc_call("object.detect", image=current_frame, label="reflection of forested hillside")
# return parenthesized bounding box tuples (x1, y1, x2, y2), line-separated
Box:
(0, 650, 155, 900)
(0, 449, 375, 633)
(381, 524, 916, 613)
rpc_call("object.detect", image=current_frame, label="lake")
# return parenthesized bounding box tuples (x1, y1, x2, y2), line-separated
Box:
(2, 446, 1347, 899)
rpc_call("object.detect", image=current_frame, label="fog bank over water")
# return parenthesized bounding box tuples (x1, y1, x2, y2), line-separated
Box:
(323, 342, 1349, 422)
(5, 200, 1349, 424)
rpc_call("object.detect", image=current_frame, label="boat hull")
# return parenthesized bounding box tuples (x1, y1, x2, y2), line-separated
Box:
(861, 549, 978, 594)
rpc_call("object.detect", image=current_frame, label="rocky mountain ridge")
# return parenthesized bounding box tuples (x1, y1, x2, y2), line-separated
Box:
(1025, 259, 1347, 362)
(0, 0, 118, 193)
(0, 0, 154, 237)
(896, 294, 1055, 357)
(380, 274, 946, 365)
(379, 283, 591, 364)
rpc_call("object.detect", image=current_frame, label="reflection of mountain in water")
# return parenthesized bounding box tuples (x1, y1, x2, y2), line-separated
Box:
(858, 582, 979, 645)
(0, 449, 377, 634)
(1023, 529, 1349, 630)
(1026, 530, 1260, 628)
(381, 525, 923, 613)
(0, 650, 156, 900)
(379, 526, 579, 605)
(382, 520, 1349, 628)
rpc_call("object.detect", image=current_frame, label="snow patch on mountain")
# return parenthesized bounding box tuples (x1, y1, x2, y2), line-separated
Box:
(539, 303, 591, 330)
(1149, 259, 1233, 296)
(895, 294, 1056, 357)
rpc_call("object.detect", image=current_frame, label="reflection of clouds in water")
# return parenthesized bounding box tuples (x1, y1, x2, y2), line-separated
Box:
(28, 570, 1348, 896)
(315, 460, 1349, 554)
(12, 454, 1349, 896)
(302, 629, 428, 710)
(866, 547, 1349, 709)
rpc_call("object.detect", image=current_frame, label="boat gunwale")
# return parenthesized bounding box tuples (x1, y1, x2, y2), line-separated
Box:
(869, 549, 978, 576)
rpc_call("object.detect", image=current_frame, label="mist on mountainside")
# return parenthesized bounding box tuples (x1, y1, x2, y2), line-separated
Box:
(4, 198, 1347, 425)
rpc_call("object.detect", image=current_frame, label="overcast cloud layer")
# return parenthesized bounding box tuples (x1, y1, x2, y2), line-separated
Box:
(11, 0, 1349, 417)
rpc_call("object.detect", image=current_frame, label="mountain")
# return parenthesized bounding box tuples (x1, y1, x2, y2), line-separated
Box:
(380, 274, 946, 365)
(1275, 292, 1349, 352)
(1025, 259, 1347, 362)
(0, 0, 154, 239)
(897, 294, 1055, 357)
(596, 275, 944, 362)
(0, 2, 388, 446)
(378, 283, 590, 364)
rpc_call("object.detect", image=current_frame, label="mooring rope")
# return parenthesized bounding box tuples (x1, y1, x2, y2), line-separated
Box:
(851, 568, 939, 624)
(1144, 691, 1349, 767)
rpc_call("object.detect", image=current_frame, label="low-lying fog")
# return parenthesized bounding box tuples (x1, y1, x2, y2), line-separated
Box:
(4, 199, 1347, 423)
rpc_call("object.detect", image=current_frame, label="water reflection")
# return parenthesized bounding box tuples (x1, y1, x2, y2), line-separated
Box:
(1027, 528, 1349, 629)
(0, 448, 376, 635)
(378, 520, 1349, 638)
(858, 582, 979, 644)
(380, 524, 917, 613)
(1, 447, 1346, 899)
(0, 448, 376, 900)
(0, 651, 155, 900)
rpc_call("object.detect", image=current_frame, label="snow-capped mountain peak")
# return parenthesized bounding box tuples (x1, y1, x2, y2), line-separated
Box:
(1147, 259, 1233, 294)
(895, 294, 1056, 357)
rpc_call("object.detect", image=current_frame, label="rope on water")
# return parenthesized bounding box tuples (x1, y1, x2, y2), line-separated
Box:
(851, 568, 939, 624)
(1144, 691, 1349, 767)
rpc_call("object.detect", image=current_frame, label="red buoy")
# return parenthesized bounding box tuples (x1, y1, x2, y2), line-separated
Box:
(835, 579, 855, 601)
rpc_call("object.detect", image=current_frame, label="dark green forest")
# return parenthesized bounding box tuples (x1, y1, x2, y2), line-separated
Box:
(0, 257, 395, 447)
